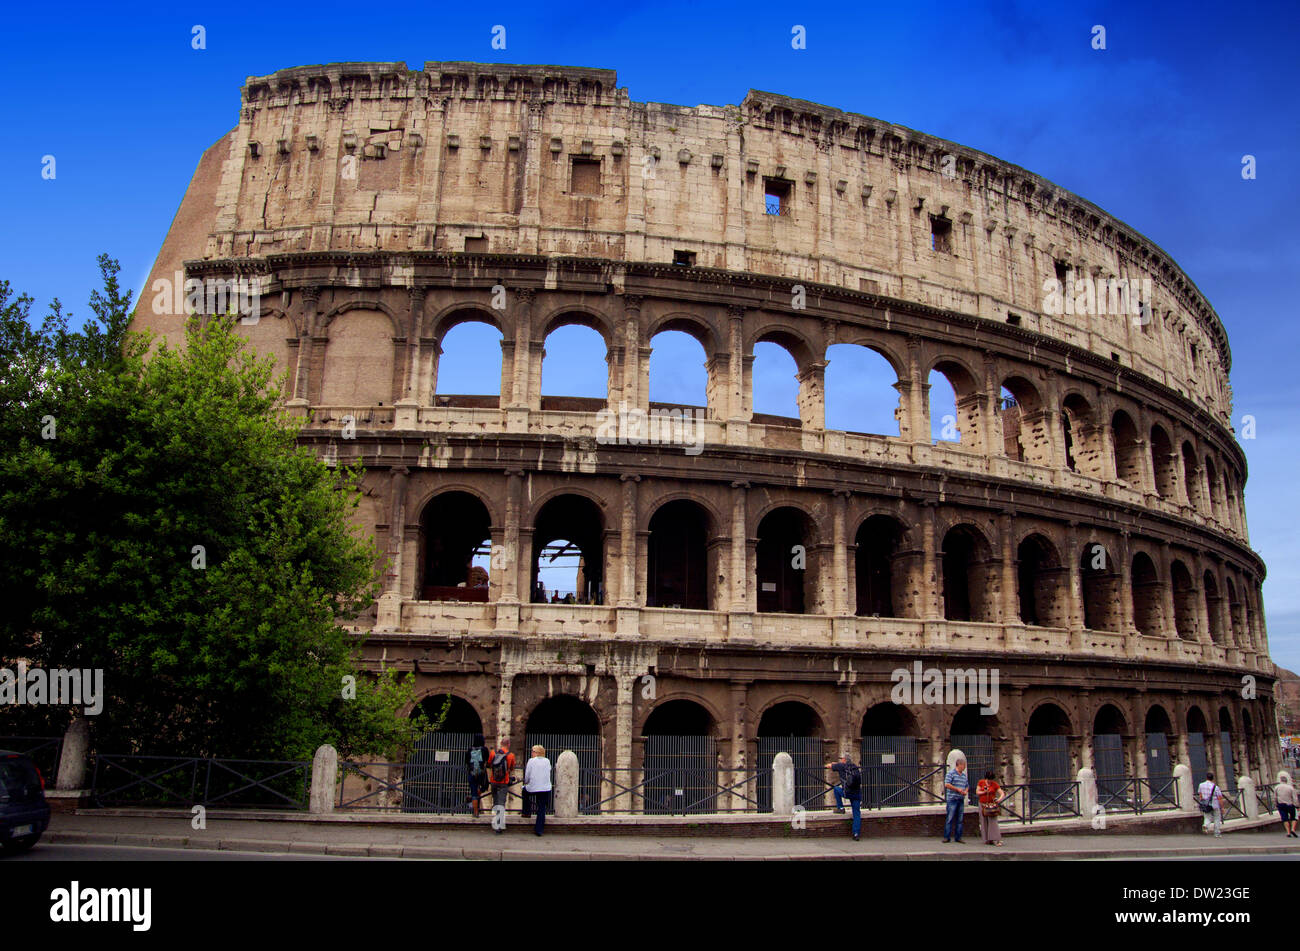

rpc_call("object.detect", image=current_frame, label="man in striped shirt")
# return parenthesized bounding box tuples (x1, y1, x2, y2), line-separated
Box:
(943, 756, 970, 843)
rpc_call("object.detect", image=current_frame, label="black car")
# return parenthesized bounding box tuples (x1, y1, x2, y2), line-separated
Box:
(0, 751, 51, 854)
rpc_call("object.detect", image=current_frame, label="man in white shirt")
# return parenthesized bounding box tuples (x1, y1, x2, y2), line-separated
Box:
(523, 744, 553, 837)
(1275, 773, 1298, 838)
(1198, 772, 1225, 837)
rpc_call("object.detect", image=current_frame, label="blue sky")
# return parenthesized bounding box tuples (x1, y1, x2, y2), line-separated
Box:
(3, 0, 1297, 666)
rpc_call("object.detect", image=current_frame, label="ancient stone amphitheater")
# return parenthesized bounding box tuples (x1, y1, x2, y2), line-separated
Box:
(139, 61, 1278, 815)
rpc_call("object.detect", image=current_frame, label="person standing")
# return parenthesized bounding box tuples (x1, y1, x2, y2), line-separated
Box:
(943, 756, 970, 843)
(487, 739, 516, 832)
(975, 771, 1004, 846)
(1275, 774, 1298, 838)
(826, 753, 863, 841)
(524, 744, 553, 837)
(1198, 771, 1225, 837)
(465, 733, 491, 818)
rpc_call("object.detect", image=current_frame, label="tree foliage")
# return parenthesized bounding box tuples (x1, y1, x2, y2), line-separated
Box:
(0, 257, 430, 760)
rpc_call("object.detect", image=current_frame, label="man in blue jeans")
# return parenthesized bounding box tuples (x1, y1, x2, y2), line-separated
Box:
(827, 753, 863, 841)
(943, 755, 969, 843)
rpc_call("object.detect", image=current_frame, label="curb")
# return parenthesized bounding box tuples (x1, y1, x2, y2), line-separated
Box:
(40, 829, 1300, 861)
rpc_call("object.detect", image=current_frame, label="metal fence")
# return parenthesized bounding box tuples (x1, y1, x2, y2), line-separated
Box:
(527, 733, 601, 813)
(757, 737, 826, 811)
(1219, 731, 1238, 793)
(860, 736, 922, 807)
(0, 736, 63, 783)
(1187, 733, 1210, 786)
(402, 731, 477, 814)
(1095, 776, 1180, 815)
(995, 781, 1083, 823)
(91, 754, 311, 809)
(1028, 735, 1074, 817)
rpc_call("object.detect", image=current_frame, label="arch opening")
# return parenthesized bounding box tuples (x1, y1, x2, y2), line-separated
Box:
(419, 491, 492, 601)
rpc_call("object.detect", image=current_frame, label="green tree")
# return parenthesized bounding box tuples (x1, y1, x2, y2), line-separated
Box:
(0, 258, 430, 760)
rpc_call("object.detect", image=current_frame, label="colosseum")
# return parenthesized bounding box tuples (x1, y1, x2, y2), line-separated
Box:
(138, 60, 1277, 817)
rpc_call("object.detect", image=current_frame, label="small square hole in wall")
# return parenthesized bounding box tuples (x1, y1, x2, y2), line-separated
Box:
(763, 177, 792, 216)
(1006, 312, 1021, 326)
(930, 215, 953, 253)
(571, 157, 601, 196)
(1055, 260, 1070, 284)
(673, 250, 696, 267)
(465, 236, 488, 253)
(1111, 352, 1121, 362)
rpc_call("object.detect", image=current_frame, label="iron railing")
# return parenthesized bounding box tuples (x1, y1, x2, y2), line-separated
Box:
(90, 754, 310, 809)
(862, 764, 947, 810)
(576, 766, 772, 815)
(1095, 776, 1181, 815)
(337, 760, 525, 812)
(992, 781, 1082, 823)
(1255, 783, 1277, 816)
(0, 736, 63, 782)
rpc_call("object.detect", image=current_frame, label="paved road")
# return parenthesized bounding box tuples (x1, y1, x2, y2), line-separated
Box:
(4, 842, 371, 861)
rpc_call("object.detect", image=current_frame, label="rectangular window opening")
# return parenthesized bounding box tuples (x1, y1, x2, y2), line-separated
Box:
(673, 250, 696, 267)
(764, 177, 792, 216)
(930, 215, 953, 253)
(464, 236, 488, 253)
(1006, 312, 1022, 326)
(571, 157, 602, 196)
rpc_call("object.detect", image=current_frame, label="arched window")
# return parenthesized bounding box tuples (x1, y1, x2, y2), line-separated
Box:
(824, 343, 900, 436)
(1017, 533, 1065, 627)
(928, 361, 979, 447)
(855, 515, 904, 617)
(531, 495, 604, 604)
(647, 500, 711, 609)
(419, 491, 492, 601)
(756, 507, 812, 614)
(1171, 560, 1196, 639)
(751, 340, 800, 421)
(1080, 542, 1121, 632)
(1131, 553, 1163, 637)
(321, 309, 395, 406)
(1150, 425, 1175, 498)
(648, 329, 708, 409)
(541, 323, 608, 407)
(1112, 411, 1142, 486)
(435, 319, 503, 404)
(941, 525, 995, 622)
(1204, 571, 1224, 645)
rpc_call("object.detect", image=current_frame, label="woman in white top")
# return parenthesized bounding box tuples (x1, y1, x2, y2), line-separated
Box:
(524, 745, 553, 836)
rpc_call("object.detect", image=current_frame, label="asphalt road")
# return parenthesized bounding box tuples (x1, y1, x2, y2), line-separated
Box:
(2, 843, 376, 861)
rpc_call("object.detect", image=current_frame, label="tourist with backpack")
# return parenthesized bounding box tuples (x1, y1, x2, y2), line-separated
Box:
(487, 739, 516, 829)
(827, 753, 863, 841)
(1198, 771, 1225, 837)
(465, 733, 491, 818)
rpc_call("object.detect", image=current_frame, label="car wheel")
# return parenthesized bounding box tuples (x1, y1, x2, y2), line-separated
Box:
(1, 833, 40, 854)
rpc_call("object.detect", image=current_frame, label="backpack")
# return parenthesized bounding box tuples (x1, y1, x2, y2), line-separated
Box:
(468, 747, 486, 779)
(842, 762, 862, 794)
(490, 750, 510, 784)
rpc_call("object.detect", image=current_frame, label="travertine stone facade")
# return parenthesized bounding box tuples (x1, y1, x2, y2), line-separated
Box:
(137, 62, 1277, 802)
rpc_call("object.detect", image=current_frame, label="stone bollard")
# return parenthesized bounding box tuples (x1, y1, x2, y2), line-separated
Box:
(56, 717, 90, 791)
(309, 745, 338, 814)
(1239, 776, 1258, 819)
(1173, 764, 1196, 813)
(1077, 767, 1097, 822)
(771, 752, 794, 816)
(555, 750, 579, 818)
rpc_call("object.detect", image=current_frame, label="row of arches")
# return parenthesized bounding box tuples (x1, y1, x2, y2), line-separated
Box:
(413, 486, 1265, 649)
(413, 692, 1271, 813)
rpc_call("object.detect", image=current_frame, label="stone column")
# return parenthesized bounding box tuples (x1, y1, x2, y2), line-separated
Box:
(906, 335, 928, 446)
(922, 501, 940, 620)
(999, 511, 1018, 624)
(1118, 531, 1135, 636)
(614, 672, 636, 811)
(1159, 542, 1179, 639)
(618, 475, 640, 607)
(621, 296, 644, 409)
(495, 671, 516, 746)
(832, 489, 850, 615)
(510, 288, 536, 412)
(729, 680, 750, 811)
(290, 286, 321, 407)
(796, 361, 827, 430)
(1066, 522, 1084, 634)
(501, 470, 523, 603)
(1006, 687, 1028, 787)
(1193, 554, 1212, 644)
(309, 745, 338, 814)
(55, 718, 90, 791)
(377, 466, 409, 628)
(730, 481, 749, 611)
(727, 307, 750, 422)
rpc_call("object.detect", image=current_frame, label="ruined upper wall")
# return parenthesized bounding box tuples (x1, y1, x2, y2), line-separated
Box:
(153, 61, 1235, 423)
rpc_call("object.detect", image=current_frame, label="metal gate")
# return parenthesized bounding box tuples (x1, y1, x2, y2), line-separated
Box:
(757, 736, 826, 811)
(949, 735, 995, 804)
(1144, 732, 1173, 784)
(642, 735, 718, 815)
(1093, 733, 1126, 799)
(860, 736, 920, 807)
(404, 731, 477, 814)
(526, 732, 601, 813)
(1187, 733, 1210, 785)
(1218, 732, 1237, 792)
(1027, 735, 1073, 816)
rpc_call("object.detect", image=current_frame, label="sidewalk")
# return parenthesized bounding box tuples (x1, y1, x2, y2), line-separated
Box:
(40, 810, 1300, 860)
